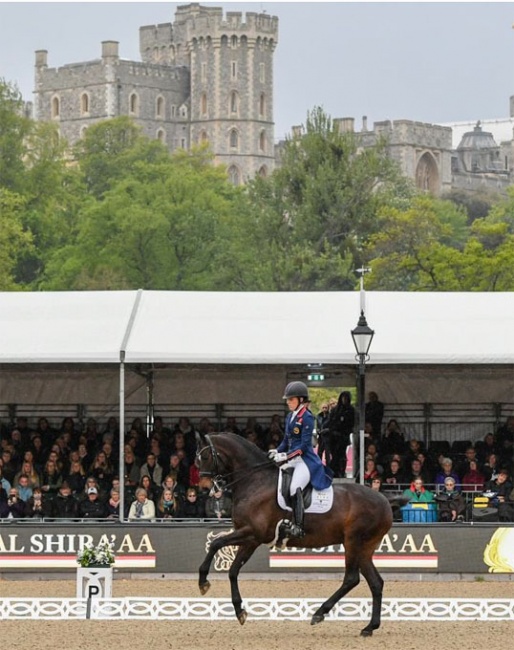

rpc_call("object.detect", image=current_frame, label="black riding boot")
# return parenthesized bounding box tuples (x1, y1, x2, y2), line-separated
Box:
(289, 488, 305, 538)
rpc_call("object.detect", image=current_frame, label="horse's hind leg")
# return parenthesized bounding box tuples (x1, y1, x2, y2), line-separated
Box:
(311, 556, 360, 625)
(228, 541, 259, 625)
(198, 527, 252, 595)
(358, 558, 384, 637)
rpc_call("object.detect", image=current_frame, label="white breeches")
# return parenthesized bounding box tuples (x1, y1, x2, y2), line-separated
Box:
(281, 456, 310, 495)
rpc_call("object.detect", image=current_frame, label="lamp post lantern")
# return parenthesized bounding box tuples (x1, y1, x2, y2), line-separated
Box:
(351, 310, 374, 485)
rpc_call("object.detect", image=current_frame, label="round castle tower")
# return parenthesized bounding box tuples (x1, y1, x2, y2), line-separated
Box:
(140, 3, 278, 184)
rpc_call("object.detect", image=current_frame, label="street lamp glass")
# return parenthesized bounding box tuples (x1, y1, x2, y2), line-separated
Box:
(351, 311, 374, 357)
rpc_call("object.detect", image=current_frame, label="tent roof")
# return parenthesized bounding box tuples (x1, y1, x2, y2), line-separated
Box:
(0, 290, 512, 365)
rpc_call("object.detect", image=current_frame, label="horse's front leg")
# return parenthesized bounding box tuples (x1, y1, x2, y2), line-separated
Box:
(198, 527, 254, 595)
(228, 541, 260, 625)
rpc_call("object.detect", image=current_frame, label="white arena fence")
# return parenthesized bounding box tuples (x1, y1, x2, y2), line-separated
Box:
(0, 598, 513, 621)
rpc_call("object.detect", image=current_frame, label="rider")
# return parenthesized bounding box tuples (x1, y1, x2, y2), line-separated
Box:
(268, 381, 333, 538)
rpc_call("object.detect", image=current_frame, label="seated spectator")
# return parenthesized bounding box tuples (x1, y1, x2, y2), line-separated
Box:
(434, 458, 461, 490)
(188, 458, 201, 490)
(49, 481, 78, 519)
(167, 453, 189, 491)
(1, 449, 17, 484)
(15, 474, 33, 503)
(402, 477, 434, 505)
(106, 488, 123, 519)
(64, 460, 86, 496)
(205, 488, 232, 520)
(139, 474, 158, 504)
(14, 461, 40, 490)
(224, 417, 241, 435)
(78, 486, 107, 519)
(461, 460, 485, 492)
(123, 448, 141, 491)
(406, 458, 432, 485)
(1, 487, 26, 519)
(128, 487, 156, 521)
(156, 487, 181, 519)
(382, 458, 407, 491)
(158, 472, 185, 501)
(40, 459, 63, 497)
(24, 487, 49, 519)
(484, 468, 513, 521)
(77, 477, 107, 505)
(483, 453, 501, 482)
(0, 465, 11, 494)
(434, 477, 466, 522)
(475, 432, 497, 464)
(455, 446, 483, 480)
(88, 451, 115, 492)
(363, 458, 380, 485)
(139, 452, 163, 488)
(181, 487, 206, 519)
(369, 476, 384, 493)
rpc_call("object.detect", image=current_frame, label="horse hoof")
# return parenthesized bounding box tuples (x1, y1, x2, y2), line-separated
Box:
(238, 610, 247, 626)
(360, 629, 373, 637)
(310, 613, 325, 626)
(199, 580, 211, 595)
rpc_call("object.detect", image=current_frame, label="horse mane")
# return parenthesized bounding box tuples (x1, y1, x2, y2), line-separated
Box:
(212, 431, 273, 470)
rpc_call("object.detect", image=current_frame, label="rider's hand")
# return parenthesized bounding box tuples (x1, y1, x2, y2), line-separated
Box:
(274, 452, 288, 464)
(267, 449, 278, 460)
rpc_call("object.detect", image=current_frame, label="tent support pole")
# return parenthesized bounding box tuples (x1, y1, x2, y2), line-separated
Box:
(119, 358, 125, 523)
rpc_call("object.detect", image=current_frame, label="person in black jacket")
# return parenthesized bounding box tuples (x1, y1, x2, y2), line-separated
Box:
(49, 481, 78, 519)
(78, 486, 107, 519)
(326, 391, 355, 478)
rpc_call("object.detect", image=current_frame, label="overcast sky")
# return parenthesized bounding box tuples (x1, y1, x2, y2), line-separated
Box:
(1, 1, 514, 140)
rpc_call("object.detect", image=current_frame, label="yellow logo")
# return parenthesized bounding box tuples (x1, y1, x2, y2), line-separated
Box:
(484, 528, 514, 572)
(293, 427, 300, 434)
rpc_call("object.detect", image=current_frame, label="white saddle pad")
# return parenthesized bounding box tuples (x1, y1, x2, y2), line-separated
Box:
(277, 471, 334, 514)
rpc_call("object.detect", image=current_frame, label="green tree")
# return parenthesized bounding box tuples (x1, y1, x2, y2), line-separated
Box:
(0, 79, 31, 194)
(0, 189, 34, 289)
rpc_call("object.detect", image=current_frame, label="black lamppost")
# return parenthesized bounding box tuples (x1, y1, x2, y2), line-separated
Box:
(351, 310, 374, 485)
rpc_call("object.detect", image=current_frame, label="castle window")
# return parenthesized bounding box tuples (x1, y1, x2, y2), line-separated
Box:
(51, 96, 60, 119)
(157, 129, 166, 143)
(153, 46, 159, 63)
(231, 35, 238, 48)
(169, 45, 175, 63)
(201, 93, 208, 116)
(200, 130, 208, 144)
(231, 61, 237, 79)
(201, 62, 207, 82)
(180, 105, 188, 118)
(156, 96, 165, 119)
(221, 35, 228, 47)
(259, 93, 265, 117)
(80, 92, 90, 116)
(259, 131, 266, 153)
(171, 105, 176, 118)
(240, 35, 247, 48)
(230, 91, 239, 115)
(181, 138, 186, 149)
(80, 126, 88, 139)
(229, 129, 239, 150)
(228, 165, 240, 186)
(129, 92, 139, 116)
(259, 63, 265, 83)
(258, 165, 268, 178)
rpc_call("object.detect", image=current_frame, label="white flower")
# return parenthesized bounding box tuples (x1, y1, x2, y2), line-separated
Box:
(77, 540, 115, 567)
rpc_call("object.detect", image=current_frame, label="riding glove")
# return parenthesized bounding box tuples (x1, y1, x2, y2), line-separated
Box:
(274, 452, 288, 464)
(267, 449, 278, 460)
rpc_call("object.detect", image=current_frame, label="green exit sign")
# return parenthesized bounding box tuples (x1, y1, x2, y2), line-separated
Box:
(308, 373, 325, 382)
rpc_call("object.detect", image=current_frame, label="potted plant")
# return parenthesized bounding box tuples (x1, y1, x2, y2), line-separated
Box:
(76, 540, 115, 599)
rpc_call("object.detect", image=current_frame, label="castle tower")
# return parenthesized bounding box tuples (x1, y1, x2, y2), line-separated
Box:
(140, 3, 279, 184)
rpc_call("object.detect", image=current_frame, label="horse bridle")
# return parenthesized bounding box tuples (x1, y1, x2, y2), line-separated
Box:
(196, 434, 229, 493)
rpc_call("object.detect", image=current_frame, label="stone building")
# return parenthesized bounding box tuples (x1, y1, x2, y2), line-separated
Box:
(33, 3, 278, 185)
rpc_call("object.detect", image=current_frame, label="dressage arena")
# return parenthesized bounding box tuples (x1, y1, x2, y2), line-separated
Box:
(0, 577, 513, 650)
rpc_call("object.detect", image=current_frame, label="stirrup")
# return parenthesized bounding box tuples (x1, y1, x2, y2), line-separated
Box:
(281, 519, 305, 539)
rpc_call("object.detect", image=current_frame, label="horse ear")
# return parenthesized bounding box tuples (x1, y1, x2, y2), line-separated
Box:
(196, 431, 208, 448)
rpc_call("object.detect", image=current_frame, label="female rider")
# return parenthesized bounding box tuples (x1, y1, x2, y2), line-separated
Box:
(268, 381, 333, 538)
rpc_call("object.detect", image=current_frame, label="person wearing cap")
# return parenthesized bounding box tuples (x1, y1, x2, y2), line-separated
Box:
(78, 485, 107, 519)
(267, 381, 333, 538)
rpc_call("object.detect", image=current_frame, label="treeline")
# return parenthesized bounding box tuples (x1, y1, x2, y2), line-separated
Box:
(2, 78, 514, 292)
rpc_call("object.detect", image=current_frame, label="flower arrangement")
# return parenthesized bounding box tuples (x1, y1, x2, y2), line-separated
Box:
(77, 539, 115, 568)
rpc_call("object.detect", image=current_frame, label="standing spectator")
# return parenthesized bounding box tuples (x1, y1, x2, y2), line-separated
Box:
(205, 488, 232, 520)
(365, 391, 384, 440)
(326, 391, 355, 478)
(128, 487, 156, 521)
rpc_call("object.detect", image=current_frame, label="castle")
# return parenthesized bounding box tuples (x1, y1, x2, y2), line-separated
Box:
(32, 3, 514, 195)
(34, 3, 278, 185)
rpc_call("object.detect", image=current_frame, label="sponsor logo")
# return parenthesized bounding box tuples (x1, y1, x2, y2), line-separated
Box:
(484, 528, 514, 573)
(0, 532, 156, 569)
(206, 529, 237, 571)
(269, 533, 439, 569)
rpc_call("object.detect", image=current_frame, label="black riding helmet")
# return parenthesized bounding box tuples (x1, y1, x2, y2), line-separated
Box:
(283, 381, 309, 401)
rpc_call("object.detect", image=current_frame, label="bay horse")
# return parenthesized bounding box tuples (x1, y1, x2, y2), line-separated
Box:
(197, 432, 394, 636)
